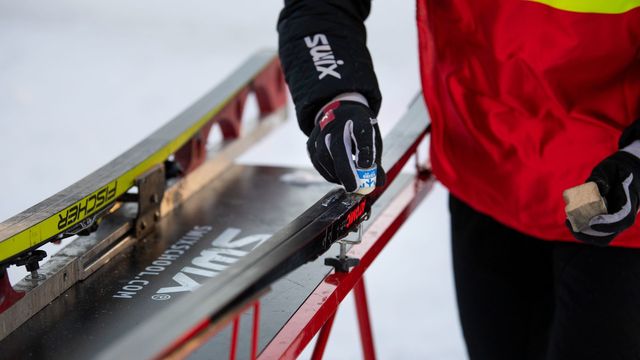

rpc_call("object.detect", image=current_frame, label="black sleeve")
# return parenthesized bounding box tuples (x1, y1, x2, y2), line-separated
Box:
(619, 119, 640, 148)
(278, 0, 381, 136)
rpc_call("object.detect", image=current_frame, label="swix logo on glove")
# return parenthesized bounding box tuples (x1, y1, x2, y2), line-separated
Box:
(304, 34, 344, 80)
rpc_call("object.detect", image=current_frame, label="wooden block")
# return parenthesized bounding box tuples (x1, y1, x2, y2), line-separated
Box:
(563, 182, 607, 232)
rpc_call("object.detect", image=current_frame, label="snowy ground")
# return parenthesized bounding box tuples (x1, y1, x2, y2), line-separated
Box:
(0, 1, 467, 358)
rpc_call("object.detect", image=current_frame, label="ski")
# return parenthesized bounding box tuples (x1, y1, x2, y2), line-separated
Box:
(0, 50, 433, 359)
(0, 50, 288, 338)
(98, 95, 431, 360)
(0, 50, 285, 267)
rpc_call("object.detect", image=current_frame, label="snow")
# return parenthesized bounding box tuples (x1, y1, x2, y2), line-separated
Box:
(0, 1, 467, 358)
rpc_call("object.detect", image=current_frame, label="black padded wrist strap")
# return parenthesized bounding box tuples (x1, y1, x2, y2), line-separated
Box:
(619, 118, 640, 149)
(278, 0, 381, 136)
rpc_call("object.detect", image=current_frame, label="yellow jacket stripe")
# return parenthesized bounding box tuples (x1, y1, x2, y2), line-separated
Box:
(530, 0, 640, 14)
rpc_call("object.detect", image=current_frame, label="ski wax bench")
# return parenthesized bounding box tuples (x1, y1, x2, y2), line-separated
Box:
(98, 94, 432, 360)
(0, 50, 287, 340)
(0, 50, 285, 267)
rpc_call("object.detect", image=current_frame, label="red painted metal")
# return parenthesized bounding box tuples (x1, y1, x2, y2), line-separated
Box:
(153, 317, 210, 360)
(258, 171, 435, 359)
(175, 57, 286, 175)
(216, 87, 250, 140)
(174, 86, 248, 174)
(354, 280, 376, 360)
(156, 298, 263, 360)
(252, 58, 287, 116)
(230, 316, 240, 360)
(153, 170, 432, 360)
(310, 311, 337, 360)
(0, 269, 23, 313)
(251, 301, 261, 360)
(174, 124, 211, 175)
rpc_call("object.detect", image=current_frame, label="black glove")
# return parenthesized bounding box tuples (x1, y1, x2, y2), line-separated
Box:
(568, 149, 640, 246)
(307, 100, 385, 194)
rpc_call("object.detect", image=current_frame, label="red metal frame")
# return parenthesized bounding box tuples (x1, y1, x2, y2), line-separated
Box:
(251, 301, 261, 360)
(308, 279, 376, 360)
(0, 270, 23, 313)
(354, 279, 376, 360)
(155, 299, 262, 360)
(161, 168, 433, 360)
(0, 56, 438, 360)
(3, 55, 433, 360)
(310, 312, 336, 360)
(151, 167, 432, 360)
(258, 170, 434, 359)
(252, 59, 287, 116)
(175, 58, 286, 174)
(229, 317, 240, 360)
(0, 58, 287, 319)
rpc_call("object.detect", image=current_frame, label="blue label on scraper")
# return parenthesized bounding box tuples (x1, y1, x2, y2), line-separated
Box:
(355, 166, 377, 195)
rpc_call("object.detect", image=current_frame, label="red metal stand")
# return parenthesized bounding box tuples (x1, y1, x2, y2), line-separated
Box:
(354, 280, 376, 360)
(252, 59, 287, 116)
(131, 165, 432, 360)
(156, 299, 263, 360)
(134, 78, 428, 359)
(305, 279, 376, 360)
(258, 171, 434, 359)
(217, 87, 250, 140)
(251, 301, 261, 360)
(229, 317, 240, 360)
(0, 270, 23, 313)
(310, 312, 336, 360)
(174, 87, 248, 174)
(175, 58, 286, 176)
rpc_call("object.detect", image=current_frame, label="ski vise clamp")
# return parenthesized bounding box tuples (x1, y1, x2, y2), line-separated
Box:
(134, 164, 165, 239)
(325, 221, 365, 273)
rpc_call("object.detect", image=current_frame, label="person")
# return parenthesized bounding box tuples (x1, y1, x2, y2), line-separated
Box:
(277, 1, 640, 359)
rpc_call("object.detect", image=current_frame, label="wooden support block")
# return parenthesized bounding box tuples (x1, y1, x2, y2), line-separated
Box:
(563, 182, 607, 232)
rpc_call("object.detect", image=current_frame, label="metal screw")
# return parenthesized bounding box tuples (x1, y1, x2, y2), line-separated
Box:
(140, 221, 147, 230)
(28, 270, 45, 281)
(154, 211, 161, 221)
(339, 242, 347, 260)
(151, 194, 160, 204)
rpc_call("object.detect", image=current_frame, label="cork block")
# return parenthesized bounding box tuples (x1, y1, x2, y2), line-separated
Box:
(563, 182, 607, 232)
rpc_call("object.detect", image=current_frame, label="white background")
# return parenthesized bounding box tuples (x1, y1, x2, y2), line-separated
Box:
(0, 1, 466, 358)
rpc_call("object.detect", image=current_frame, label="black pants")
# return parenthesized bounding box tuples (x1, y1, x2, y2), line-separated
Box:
(450, 195, 640, 360)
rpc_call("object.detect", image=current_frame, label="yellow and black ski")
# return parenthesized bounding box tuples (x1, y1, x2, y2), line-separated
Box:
(0, 50, 280, 266)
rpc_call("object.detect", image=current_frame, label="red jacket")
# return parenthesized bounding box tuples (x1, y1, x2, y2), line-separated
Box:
(418, 0, 640, 246)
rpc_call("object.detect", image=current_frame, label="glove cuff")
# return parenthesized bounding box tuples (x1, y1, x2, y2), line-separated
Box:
(622, 140, 640, 160)
(619, 119, 640, 148)
(314, 92, 369, 124)
(620, 140, 640, 159)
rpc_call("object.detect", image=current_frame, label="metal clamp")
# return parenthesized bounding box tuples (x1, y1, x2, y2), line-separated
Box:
(14, 250, 47, 281)
(134, 165, 165, 238)
(325, 223, 364, 273)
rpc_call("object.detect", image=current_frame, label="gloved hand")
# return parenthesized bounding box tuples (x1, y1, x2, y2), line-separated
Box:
(568, 142, 640, 246)
(307, 99, 385, 194)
